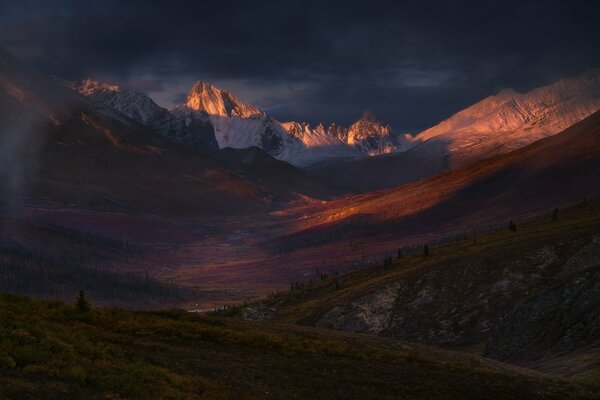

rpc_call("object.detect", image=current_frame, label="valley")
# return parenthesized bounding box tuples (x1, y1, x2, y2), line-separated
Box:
(1, 7, 600, 396)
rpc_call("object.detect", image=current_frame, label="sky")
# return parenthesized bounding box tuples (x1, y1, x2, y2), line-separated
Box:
(1, 0, 599, 133)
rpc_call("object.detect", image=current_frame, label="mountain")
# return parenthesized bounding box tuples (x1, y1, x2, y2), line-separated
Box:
(73, 79, 219, 151)
(413, 70, 600, 167)
(173, 81, 300, 158)
(309, 71, 600, 192)
(306, 142, 446, 192)
(176, 81, 404, 165)
(282, 111, 401, 158)
(189, 108, 600, 306)
(0, 48, 337, 216)
(346, 110, 401, 155)
(282, 108, 600, 254)
(75, 79, 403, 166)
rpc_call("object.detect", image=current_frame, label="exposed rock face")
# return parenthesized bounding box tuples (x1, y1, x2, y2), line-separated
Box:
(241, 304, 276, 321)
(74, 71, 600, 169)
(346, 111, 400, 155)
(561, 235, 600, 276)
(282, 112, 401, 159)
(485, 268, 600, 362)
(485, 236, 600, 363)
(184, 81, 262, 118)
(313, 235, 600, 353)
(73, 79, 219, 151)
(317, 283, 402, 334)
(180, 81, 292, 156)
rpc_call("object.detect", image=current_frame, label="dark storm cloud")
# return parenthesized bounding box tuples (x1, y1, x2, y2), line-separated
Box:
(1, 0, 599, 132)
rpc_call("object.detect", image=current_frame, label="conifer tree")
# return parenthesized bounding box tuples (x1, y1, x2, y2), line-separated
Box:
(75, 290, 91, 313)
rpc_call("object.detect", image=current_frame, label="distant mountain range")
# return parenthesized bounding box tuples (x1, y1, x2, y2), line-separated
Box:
(73, 69, 600, 181)
(3, 41, 600, 218)
(74, 79, 404, 166)
(0, 48, 339, 216)
(292, 108, 600, 244)
(309, 70, 600, 191)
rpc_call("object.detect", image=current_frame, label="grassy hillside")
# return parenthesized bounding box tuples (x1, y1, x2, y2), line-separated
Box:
(268, 201, 600, 322)
(261, 201, 600, 376)
(0, 293, 598, 400)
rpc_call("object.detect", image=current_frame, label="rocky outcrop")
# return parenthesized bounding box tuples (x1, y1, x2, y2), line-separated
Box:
(561, 235, 600, 276)
(241, 304, 277, 321)
(317, 283, 402, 334)
(485, 236, 600, 363)
(312, 236, 600, 353)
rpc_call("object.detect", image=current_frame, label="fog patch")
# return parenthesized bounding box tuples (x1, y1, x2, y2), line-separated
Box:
(0, 118, 45, 219)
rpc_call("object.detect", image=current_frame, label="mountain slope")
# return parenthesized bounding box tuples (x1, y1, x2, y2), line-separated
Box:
(306, 143, 448, 192)
(263, 203, 600, 379)
(414, 70, 600, 167)
(281, 108, 600, 254)
(309, 71, 600, 191)
(73, 79, 219, 151)
(0, 48, 336, 216)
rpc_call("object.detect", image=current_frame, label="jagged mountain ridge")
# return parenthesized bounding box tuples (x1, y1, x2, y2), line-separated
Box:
(283, 111, 401, 156)
(180, 81, 403, 162)
(0, 48, 339, 216)
(75, 70, 600, 171)
(73, 79, 219, 151)
(75, 79, 402, 165)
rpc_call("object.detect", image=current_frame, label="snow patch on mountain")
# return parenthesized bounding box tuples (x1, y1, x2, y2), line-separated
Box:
(347, 110, 400, 155)
(174, 81, 403, 165)
(411, 70, 600, 166)
(73, 79, 405, 165)
(73, 79, 219, 151)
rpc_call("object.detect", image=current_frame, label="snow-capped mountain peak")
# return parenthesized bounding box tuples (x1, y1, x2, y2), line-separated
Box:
(73, 77, 406, 165)
(73, 79, 219, 151)
(74, 78, 120, 95)
(73, 78, 167, 126)
(69, 70, 600, 169)
(411, 69, 600, 166)
(347, 110, 400, 155)
(185, 81, 263, 118)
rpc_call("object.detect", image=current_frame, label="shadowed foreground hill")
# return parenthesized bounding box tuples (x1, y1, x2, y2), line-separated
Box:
(263, 202, 600, 380)
(0, 293, 598, 400)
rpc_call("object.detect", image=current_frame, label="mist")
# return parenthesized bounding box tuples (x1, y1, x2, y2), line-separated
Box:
(0, 118, 44, 219)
